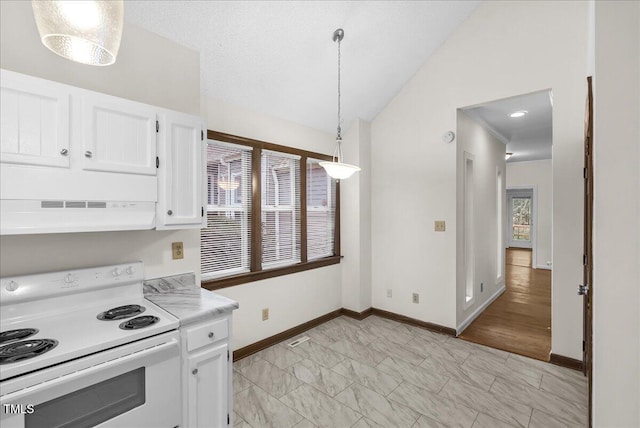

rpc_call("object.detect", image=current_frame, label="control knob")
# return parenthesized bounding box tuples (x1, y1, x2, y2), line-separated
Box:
(5, 281, 19, 292)
(112, 268, 121, 277)
(126, 266, 135, 275)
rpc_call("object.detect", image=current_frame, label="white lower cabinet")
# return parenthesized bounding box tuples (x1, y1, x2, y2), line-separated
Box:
(181, 315, 232, 428)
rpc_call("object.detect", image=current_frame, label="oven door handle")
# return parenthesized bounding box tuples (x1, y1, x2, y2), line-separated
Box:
(1, 338, 180, 402)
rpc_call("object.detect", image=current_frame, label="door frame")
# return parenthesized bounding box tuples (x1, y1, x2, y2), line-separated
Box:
(582, 75, 594, 427)
(506, 185, 538, 267)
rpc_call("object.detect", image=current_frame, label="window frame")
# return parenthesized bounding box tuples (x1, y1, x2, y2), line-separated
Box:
(203, 130, 341, 291)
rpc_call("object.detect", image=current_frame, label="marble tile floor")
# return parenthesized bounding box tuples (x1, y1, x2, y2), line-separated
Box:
(233, 315, 588, 428)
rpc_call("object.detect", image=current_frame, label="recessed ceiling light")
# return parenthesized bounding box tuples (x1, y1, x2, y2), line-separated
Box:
(509, 110, 528, 118)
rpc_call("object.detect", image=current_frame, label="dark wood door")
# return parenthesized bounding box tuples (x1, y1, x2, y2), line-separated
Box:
(582, 75, 594, 427)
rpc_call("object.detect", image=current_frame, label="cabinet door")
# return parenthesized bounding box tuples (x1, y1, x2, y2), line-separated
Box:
(187, 343, 228, 428)
(82, 92, 157, 175)
(0, 70, 70, 168)
(156, 111, 204, 228)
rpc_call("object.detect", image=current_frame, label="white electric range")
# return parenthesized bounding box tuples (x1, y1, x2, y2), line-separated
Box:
(0, 262, 181, 428)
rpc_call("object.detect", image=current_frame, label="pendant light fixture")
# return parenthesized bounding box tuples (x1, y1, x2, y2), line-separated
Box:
(32, 0, 124, 66)
(218, 179, 240, 191)
(319, 28, 361, 180)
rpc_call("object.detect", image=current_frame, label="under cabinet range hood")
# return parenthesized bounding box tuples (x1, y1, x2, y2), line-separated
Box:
(0, 69, 158, 235)
(0, 200, 156, 235)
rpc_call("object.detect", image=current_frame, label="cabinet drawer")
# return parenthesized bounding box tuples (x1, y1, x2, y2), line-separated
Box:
(186, 318, 228, 352)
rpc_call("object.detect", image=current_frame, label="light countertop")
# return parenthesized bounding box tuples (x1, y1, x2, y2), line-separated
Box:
(144, 273, 238, 326)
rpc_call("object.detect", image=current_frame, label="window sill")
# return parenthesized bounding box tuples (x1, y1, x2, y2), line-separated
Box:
(202, 255, 342, 291)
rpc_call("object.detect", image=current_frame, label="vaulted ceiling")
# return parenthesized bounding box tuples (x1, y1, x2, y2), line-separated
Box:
(125, 1, 481, 133)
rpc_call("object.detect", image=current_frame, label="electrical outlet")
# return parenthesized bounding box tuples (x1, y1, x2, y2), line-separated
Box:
(262, 308, 269, 321)
(172, 242, 184, 259)
(434, 221, 446, 232)
(412, 293, 419, 304)
(481, 282, 484, 292)
(387, 289, 392, 298)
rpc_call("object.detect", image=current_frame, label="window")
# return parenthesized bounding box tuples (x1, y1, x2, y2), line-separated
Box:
(261, 150, 301, 267)
(464, 152, 475, 306)
(201, 132, 341, 289)
(201, 142, 252, 280)
(307, 158, 336, 260)
(496, 167, 504, 283)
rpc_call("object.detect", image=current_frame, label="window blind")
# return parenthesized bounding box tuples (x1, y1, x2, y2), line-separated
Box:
(261, 150, 301, 268)
(307, 158, 336, 260)
(201, 141, 252, 279)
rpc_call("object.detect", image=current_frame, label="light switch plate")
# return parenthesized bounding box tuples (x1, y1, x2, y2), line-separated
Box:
(435, 221, 446, 232)
(172, 242, 184, 259)
(262, 308, 269, 321)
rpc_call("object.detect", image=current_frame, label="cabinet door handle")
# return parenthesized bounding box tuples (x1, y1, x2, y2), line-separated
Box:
(60, 149, 68, 156)
(84, 151, 93, 158)
(167, 210, 173, 216)
(208, 332, 214, 338)
(192, 368, 198, 375)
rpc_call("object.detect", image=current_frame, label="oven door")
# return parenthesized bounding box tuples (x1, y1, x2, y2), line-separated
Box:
(0, 334, 181, 428)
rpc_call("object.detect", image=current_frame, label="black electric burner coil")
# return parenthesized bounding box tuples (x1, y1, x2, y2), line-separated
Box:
(0, 339, 58, 365)
(119, 316, 160, 330)
(0, 328, 38, 344)
(97, 305, 146, 321)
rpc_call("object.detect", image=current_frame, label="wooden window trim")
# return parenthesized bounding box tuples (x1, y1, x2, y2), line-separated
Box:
(204, 130, 341, 290)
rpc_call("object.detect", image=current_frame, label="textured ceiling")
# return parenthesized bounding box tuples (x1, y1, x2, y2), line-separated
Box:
(124, 1, 481, 134)
(462, 91, 553, 163)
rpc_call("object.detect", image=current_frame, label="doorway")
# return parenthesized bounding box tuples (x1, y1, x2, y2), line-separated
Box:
(507, 188, 533, 249)
(456, 89, 553, 361)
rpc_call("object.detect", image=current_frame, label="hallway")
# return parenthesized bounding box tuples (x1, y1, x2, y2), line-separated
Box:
(459, 248, 552, 361)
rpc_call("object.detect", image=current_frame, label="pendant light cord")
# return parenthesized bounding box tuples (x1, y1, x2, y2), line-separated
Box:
(337, 35, 341, 140)
(336, 33, 344, 163)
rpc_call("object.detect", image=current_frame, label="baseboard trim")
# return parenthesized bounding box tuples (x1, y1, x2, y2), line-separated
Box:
(549, 353, 584, 372)
(371, 308, 457, 336)
(456, 284, 506, 335)
(535, 264, 552, 270)
(232, 309, 342, 361)
(234, 306, 457, 361)
(341, 307, 373, 320)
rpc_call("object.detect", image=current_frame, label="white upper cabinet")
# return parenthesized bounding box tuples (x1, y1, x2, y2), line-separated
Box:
(1, 70, 205, 234)
(156, 110, 204, 229)
(0, 70, 70, 168)
(82, 92, 157, 176)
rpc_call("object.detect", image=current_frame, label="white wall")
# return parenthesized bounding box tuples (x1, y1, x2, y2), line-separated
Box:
(202, 97, 344, 349)
(456, 111, 506, 329)
(341, 119, 372, 313)
(0, 1, 202, 282)
(371, 1, 587, 360)
(507, 160, 553, 269)
(592, 1, 640, 426)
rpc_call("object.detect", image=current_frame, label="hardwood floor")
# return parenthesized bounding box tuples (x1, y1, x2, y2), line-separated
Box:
(459, 248, 552, 361)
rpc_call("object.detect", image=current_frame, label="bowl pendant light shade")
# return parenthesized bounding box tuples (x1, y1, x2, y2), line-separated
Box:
(32, 0, 124, 66)
(319, 160, 361, 180)
(218, 180, 240, 191)
(319, 137, 361, 179)
(320, 28, 360, 180)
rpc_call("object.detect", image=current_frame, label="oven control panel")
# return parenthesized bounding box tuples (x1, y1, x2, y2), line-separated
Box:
(0, 262, 144, 304)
